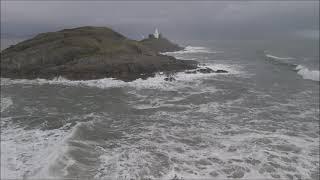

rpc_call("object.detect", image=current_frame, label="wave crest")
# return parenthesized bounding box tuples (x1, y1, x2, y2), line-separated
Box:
(265, 54, 294, 60)
(264, 52, 319, 82)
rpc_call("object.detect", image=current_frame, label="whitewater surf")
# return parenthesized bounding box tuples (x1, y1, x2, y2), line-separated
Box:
(1, 42, 319, 179)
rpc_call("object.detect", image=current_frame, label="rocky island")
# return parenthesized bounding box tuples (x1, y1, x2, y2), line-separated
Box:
(1, 26, 226, 81)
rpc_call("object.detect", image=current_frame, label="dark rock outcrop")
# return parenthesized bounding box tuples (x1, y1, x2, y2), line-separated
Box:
(184, 67, 228, 74)
(1, 26, 197, 81)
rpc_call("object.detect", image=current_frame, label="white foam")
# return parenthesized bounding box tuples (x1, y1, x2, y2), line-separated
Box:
(35, 113, 111, 179)
(0, 117, 78, 179)
(1, 127, 66, 178)
(1, 97, 13, 113)
(295, 65, 320, 81)
(42, 87, 316, 179)
(94, 110, 318, 179)
(0, 64, 242, 90)
(162, 46, 223, 55)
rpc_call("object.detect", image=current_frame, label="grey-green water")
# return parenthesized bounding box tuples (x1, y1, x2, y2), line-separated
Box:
(1, 39, 319, 179)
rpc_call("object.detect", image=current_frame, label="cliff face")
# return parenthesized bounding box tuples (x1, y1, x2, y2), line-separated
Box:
(1, 26, 196, 81)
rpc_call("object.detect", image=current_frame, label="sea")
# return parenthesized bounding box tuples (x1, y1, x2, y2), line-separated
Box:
(1, 38, 319, 179)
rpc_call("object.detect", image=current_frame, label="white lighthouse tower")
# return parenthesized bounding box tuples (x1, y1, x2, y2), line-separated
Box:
(153, 28, 160, 39)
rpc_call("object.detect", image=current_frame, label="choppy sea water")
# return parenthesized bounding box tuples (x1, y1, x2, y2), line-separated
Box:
(1, 40, 319, 179)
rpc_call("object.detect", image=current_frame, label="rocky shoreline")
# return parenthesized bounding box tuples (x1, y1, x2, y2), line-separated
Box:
(1, 26, 226, 81)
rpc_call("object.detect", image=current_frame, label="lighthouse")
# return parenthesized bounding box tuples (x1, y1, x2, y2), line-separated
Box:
(153, 28, 160, 39)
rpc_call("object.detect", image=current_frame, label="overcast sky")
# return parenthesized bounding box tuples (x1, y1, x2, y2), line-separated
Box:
(1, 1, 319, 40)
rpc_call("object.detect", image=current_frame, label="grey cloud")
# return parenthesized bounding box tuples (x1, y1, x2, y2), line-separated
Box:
(1, 1, 318, 40)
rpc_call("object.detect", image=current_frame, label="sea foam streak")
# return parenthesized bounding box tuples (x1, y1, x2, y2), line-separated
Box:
(265, 54, 294, 60)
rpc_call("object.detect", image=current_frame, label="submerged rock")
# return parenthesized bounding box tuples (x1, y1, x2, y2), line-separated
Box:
(1, 26, 197, 81)
(164, 76, 176, 82)
(215, 69, 228, 73)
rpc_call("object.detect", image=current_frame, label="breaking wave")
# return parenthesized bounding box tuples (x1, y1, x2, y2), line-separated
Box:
(264, 53, 296, 67)
(295, 65, 320, 81)
(264, 53, 319, 82)
(162, 46, 223, 55)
